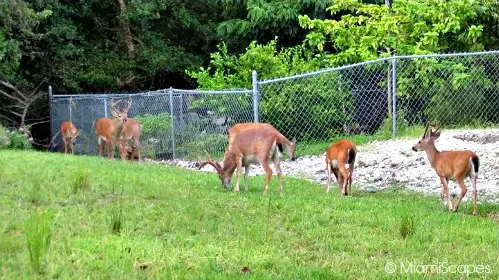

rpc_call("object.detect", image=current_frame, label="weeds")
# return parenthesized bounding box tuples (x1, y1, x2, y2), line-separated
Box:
(25, 209, 53, 273)
(28, 181, 43, 205)
(109, 188, 124, 234)
(71, 169, 91, 194)
(399, 214, 415, 239)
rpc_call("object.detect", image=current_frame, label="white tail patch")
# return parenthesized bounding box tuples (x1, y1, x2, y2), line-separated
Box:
(331, 159, 339, 169)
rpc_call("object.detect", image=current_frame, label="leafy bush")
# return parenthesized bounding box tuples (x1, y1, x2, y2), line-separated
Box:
(134, 113, 172, 159)
(397, 58, 495, 127)
(8, 130, 32, 150)
(261, 71, 353, 140)
(135, 113, 172, 136)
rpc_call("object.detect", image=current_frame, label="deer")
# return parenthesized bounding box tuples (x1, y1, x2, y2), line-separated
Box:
(118, 117, 141, 161)
(227, 122, 296, 161)
(198, 127, 286, 195)
(325, 139, 357, 195)
(60, 121, 79, 154)
(412, 123, 479, 215)
(95, 99, 131, 159)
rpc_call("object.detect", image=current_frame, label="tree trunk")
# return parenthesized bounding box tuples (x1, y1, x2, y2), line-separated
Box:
(117, 0, 135, 59)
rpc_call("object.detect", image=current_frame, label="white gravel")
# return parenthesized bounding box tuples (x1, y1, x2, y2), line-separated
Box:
(148, 129, 499, 203)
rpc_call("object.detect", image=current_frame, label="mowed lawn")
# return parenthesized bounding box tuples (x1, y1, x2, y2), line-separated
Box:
(0, 151, 498, 279)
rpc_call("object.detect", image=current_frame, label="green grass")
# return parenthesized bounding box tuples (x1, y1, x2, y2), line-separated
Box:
(0, 151, 498, 279)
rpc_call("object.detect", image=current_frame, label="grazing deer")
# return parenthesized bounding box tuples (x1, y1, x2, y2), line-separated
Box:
(199, 127, 285, 195)
(412, 123, 479, 215)
(60, 121, 79, 154)
(95, 99, 131, 159)
(118, 118, 141, 161)
(325, 139, 357, 195)
(228, 122, 296, 160)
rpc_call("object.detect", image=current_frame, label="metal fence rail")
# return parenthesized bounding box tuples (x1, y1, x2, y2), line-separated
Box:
(49, 50, 499, 159)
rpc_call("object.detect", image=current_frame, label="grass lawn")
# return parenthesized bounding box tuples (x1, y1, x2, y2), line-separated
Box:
(0, 150, 498, 279)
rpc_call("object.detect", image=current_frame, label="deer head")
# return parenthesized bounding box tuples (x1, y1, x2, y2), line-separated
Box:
(412, 122, 441, 152)
(109, 98, 132, 123)
(198, 151, 232, 189)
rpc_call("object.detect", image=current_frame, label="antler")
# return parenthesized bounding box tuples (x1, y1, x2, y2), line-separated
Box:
(423, 122, 430, 138)
(109, 98, 117, 110)
(198, 150, 222, 173)
(124, 96, 132, 112)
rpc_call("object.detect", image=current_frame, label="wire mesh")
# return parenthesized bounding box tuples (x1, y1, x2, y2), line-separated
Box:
(259, 59, 392, 141)
(50, 51, 499, 160)
(50, 89, 253, 160)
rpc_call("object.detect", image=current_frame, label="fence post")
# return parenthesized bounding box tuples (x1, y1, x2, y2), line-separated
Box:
(103, 99, 108, 118)
(252, 70, 259, 122)
(391, 57, 397, 137)
(69, 96, 73, 123)
(169, 87, 176, 158)
(48, 86, 53, 150)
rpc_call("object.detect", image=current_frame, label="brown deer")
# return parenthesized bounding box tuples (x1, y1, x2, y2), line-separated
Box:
(227, 122, 296, 160)
(412, 123, 479, 215)
(60, 121, 79, 154)
(95, 99, 131, 159)
(199, 127, 286, 195)
(118, 118, 141, 161)
(325, 139, 357, 195)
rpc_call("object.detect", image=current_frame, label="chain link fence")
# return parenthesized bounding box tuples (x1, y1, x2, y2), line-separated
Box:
(50, 89, 254, 159)
(50, 50, 499, 159)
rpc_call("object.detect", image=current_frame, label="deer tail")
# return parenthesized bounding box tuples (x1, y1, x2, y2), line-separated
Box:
(471, 155, 479, 174)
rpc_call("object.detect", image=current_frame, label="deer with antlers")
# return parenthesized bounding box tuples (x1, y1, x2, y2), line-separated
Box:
(95, 99, 131, 159)
(199, 126, 293, 195)
(412, 123, 479, 215)
(227, 122, 296, 160)
(325, 139, 357, 195)
(118, 117, 141, 161)
(60, 121, 79, 154)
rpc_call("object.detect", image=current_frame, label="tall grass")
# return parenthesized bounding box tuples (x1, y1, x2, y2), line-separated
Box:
(71, 169, 91, 193)
(25, 210, 53, 273)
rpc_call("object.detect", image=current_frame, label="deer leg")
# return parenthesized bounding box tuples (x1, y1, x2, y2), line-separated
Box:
(339, 166, 349, 196)
(70, 143, 74, 155)
(274, 157, 283, 195)
(244, 165, 250, 192)
(440, 176, 453, 212)
(453, 177, 468, 212)
(234, 157, 243, 192)
(471, 175, 478, 215)
(348, 166, 354, 195)
(64, 141, 68, 154)
(326, 161, 332, 193)
(261, 160, 272, 195)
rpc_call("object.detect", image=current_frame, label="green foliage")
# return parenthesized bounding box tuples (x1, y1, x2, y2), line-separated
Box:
(261, 71, 352, 140)
(396, 56, 498, 127)
(25, 209, 53, 273)
(135, 113, 171, 136)
(7, 130, 32, 150)
(299, 0, 498, 64)
(134, 113, 172, 159)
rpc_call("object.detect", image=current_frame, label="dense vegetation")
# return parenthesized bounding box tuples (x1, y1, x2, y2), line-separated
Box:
(1, 151, 498, 278)
(1, 0, 498, 145)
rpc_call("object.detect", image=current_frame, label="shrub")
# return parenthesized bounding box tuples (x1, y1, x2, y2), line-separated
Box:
(8, 129, 32, 150)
